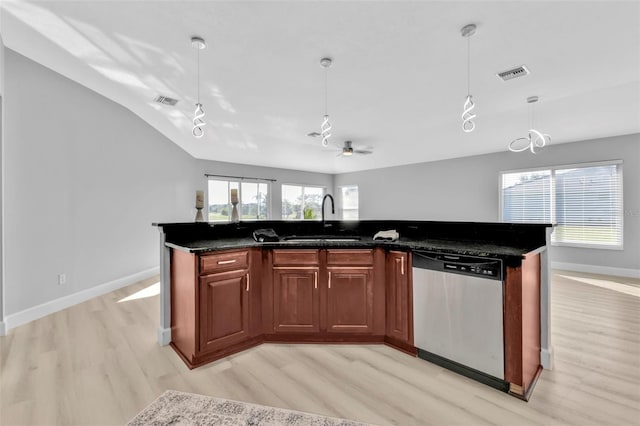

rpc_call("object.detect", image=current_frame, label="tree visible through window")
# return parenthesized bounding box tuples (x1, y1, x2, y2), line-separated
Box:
(500, 161, 623, 248)
(208, 179, 270, 221)
(281, 185, 325, 220)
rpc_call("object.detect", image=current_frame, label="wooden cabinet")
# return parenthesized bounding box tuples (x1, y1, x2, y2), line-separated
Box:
(504, 252, 542, 400)
(268, 248, 383, 338)
(273, 268, 320, 333)
(325, 249, 375, 334)
(385, 251, 413, 349)
(271, 249, 320, 333)
(326, 267, 373, 333)
(199, 269, 250, 353)
(170, 248, 261, 368)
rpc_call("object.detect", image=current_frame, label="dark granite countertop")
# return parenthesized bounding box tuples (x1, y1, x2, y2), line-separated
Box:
(166, 236, 538, 258)
(158, 220, 551, 264)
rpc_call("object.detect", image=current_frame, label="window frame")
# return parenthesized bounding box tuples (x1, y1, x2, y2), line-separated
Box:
(207, 178, 271, 222)
(281, 183, 327, 221)
(338, 184, 359, 220)
(499, 160, 623, 250)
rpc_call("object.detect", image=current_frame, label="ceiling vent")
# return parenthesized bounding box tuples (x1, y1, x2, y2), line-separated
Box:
(496, 65, 530, 81)
(153, 95, 179, 106)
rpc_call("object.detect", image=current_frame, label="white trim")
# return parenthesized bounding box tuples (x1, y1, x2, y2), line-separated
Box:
(0, 321, 6, 337)
(500, 158, 623, 175)
(157, 326, 172, 346)
(4, 267, 159, 331)
(541, 347, 553, 370)
(540, 240, 553, 371)
(551, 261, 640, 279)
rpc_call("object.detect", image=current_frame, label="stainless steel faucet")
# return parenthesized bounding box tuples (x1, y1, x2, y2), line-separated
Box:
(321, 194, 335, 229)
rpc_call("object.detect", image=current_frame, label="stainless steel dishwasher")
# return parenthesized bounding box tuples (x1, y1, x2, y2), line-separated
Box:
(412, 250, 508, 391)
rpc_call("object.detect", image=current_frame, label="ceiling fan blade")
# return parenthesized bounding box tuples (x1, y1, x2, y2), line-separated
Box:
(354, 150, 373, 155)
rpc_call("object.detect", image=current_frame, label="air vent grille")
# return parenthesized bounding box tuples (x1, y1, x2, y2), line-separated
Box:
(153, 95, 179, 106)
(497, 65, 530, 81)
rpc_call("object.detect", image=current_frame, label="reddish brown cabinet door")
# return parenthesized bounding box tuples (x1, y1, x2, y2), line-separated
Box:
(273, 268, 320, 333)
(326, 267, 374, 333)
(385, 251, 413, 344)
(198, 269, 250, 354)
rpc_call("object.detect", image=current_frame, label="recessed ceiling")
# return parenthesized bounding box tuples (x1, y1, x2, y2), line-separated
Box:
(2, 1, 639, 174)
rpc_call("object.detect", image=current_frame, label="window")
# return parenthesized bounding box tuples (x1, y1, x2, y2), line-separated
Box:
(207, 179, 270, 221)
(500, 161, 623, 248)
(281, 184, 325, 220)
(340, 185, 359, 220)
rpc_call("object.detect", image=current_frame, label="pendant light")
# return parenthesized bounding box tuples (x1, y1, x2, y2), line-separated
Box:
(320, 57, 333, 147)
(461, 24, 477, 133)
(508, 96, 551, 154)
(191, 36, 206, 138)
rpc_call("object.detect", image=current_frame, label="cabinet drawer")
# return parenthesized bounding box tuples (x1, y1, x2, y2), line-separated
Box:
(327, 249, 374, 266)
(200, 250, 249, 274)
(272, 249, 319, 266)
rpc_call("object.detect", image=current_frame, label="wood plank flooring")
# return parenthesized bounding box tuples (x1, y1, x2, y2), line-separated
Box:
(1, 271, 639, 425)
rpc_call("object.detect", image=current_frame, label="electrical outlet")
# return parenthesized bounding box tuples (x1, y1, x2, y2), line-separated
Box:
(58, 273, 66, 285)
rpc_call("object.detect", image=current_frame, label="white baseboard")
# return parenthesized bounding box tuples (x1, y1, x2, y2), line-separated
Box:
(157, 326, 171, 346)
(551, 262, 640, 279)
(4, 267, 159, 332)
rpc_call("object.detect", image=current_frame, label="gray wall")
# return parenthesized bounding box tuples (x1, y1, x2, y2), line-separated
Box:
(2, 50, 332, 317)
(334, 134, 640, 273)
(3, 50, 198, 315)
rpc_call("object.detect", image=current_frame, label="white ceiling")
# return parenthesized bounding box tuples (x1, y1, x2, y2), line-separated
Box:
(2, 1, 639, 174)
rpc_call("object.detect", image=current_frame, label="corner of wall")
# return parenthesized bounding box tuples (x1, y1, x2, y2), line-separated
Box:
(0, 34, 5, 331)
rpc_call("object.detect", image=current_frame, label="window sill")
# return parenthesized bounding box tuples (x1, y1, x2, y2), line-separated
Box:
(551, 242, 623, 251)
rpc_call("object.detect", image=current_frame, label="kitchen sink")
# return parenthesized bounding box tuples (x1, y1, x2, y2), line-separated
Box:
(281, 235, 362, 242)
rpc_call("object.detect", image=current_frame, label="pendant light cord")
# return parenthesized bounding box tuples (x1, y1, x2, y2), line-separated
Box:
(196, 47, 200, 104)
(324, 67, 328, 115)
(466, 36, 471, 96)
(528, 102, 533, 129)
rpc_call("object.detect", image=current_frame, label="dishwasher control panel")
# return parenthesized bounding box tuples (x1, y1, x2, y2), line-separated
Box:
(443, 262, 499, 278)
(414, 251, 503, 281)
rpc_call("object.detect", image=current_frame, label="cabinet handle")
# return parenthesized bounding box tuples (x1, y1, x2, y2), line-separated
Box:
(217, 259, 237, 265)
(314, 271, 318, 289)
(401, 256, 405, 275)
(328, 271, 332, 289)
(246, 273, 250, 292)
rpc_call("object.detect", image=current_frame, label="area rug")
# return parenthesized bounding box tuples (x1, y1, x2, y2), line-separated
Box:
(128, 389, 372, 425)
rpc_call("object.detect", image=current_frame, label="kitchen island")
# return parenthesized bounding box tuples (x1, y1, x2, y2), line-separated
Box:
(154, 220, 552, 400)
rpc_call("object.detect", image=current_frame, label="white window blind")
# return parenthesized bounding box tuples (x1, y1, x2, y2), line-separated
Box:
(500, 161, 623, 249)
(553, 164, 623, 247)
(501, 170, 552, 223)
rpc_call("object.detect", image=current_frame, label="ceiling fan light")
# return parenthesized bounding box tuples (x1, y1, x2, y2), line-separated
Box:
(343, 148, 353, 156)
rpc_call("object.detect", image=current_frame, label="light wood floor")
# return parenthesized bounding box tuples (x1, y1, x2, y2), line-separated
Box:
(1, 270, 639, 425)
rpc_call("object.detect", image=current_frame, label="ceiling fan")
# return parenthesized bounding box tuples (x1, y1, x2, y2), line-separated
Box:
(335, 140, 373, 157)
